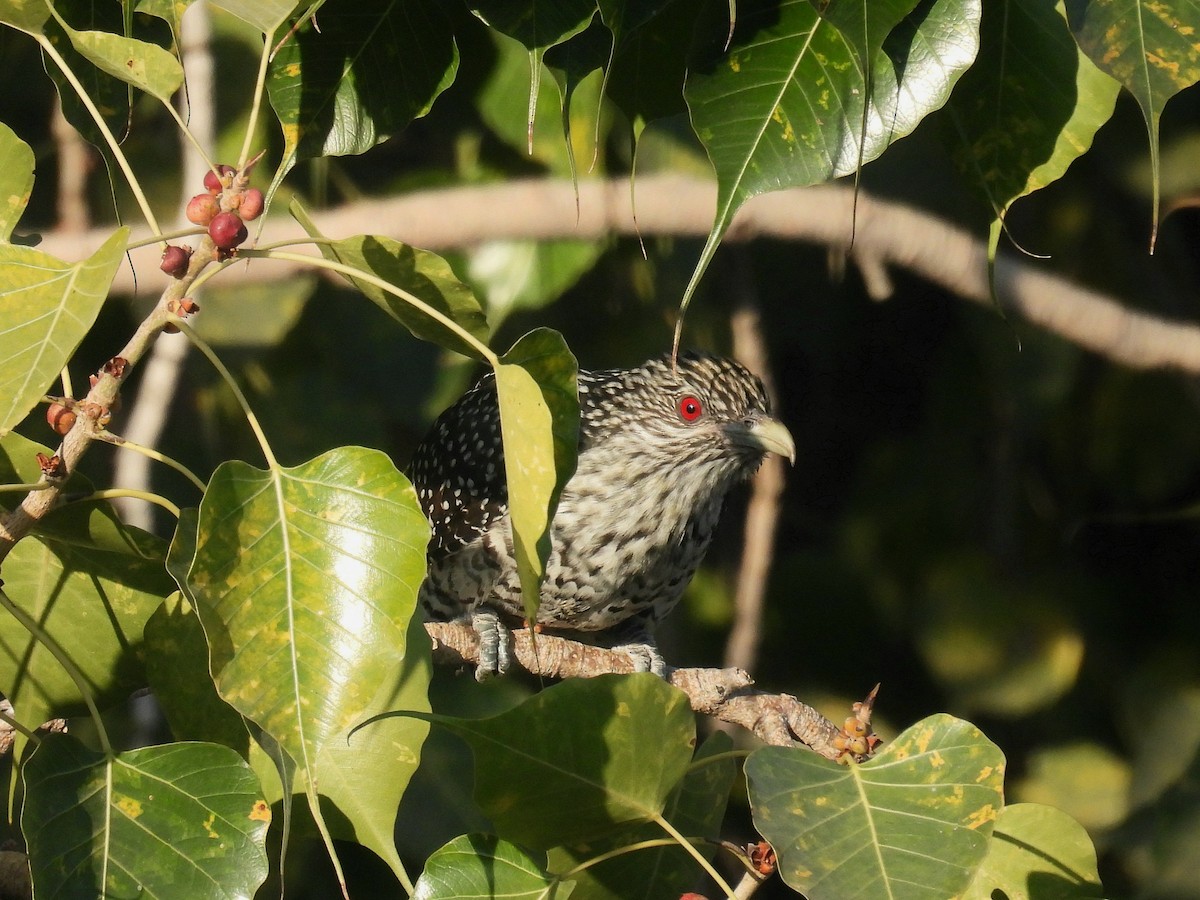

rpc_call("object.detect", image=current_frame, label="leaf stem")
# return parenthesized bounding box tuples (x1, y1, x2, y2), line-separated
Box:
(248, 250, 498, 366)
(238, 28, 277, 169)
(174, 321, 279, 470)
(654, 812, 738, 900)
(70, 488, 181, 519)
(0, 707, 41, 746)
(0, 587, 113, 757)
(93, 430, 207, 492)
(556, 838, 682, 880)
(126, 226, 207, 251)
(686, 749, 750, 772)
(35, 32, 163, 236)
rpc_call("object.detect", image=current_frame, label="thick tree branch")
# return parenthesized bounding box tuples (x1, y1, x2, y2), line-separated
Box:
(33, 175, 1200, 373)
(424, 621, 849, 759)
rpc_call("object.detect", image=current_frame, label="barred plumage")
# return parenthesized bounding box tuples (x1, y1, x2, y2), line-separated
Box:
(408, 351, 795, 677)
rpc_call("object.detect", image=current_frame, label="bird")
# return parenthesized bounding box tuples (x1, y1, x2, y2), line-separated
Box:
(408, 351, 796, 680)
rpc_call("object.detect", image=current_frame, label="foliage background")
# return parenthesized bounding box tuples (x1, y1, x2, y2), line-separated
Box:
(2, 0, 1200, 896)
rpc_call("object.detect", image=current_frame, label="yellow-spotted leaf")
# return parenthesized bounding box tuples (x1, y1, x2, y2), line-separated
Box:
(0, 123, 33, 241)
(0, 228, 126, 437)
(185, 447, 428, 777)
(947, 0, 1120, 253)
(64, 26, 183, 102)
(746, 714, 1005, 898)
(964, 803, 1104, 899)
(494, 328, 578, 623)
(1067, 0, 1200, 244)
(23, 735, 270, 900)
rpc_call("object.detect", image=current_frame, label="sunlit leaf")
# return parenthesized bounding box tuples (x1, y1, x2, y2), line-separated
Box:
(964, 803, 1104, 900)
(318, 613, 432, 885)
(1014, 742, 1131, 831)
(747, 713, 1005, 898)
(186, 447, 428, 776)
(0, 228, 126, 438)
(682, 0, 979, 307)
(494, 329, 578, 622)
(63, 26, 183, 102)
(208, 0, 299, 32)
(432, 674, 695, 849)
(0, 0, 52, 33)
(0, 123, 34, 242)
(24, 735, 270, 900)
(415, 834, 574, 899)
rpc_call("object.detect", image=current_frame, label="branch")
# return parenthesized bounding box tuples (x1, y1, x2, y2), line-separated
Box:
(33, 175, 1200, 373)
(424, 621, 850, 759)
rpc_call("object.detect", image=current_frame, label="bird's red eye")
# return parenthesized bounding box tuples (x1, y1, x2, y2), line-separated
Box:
(678, 395, 703, 422)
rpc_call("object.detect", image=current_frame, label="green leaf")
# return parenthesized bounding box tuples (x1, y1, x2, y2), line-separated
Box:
(549, 731, 737, 900)
(208, 0, 299, 32)
(747, 713, 1005, 898)
(144, 591, 251, 756)
(415, 833, 575, 900)
(23, 735, 270, 900)
(603, 0, 692, 127)
(470, 0, 597, 51)
(494, 329, 578, 623)
(462, 239, 604, 327)
(0, 227, 126, 438)
(185, 447, 428, 777)
(478, 28, 605, 173)
(135, 0, 199, 38)
(682, 0, 979, 306)
(0, 502, 174, 745)
(266, 0, 458, 167)
(964, 803, 1104, 899)
(435, 674, 695, 849)
(946, 0, 1121, 226)
(1067, 0, 1200, 242)
(811, 0, 920, 68)
(290, 198, 489, 359)
(63, 26, 183, 102)
(0, 122, 34, 242)
(1014, 742, 1131, 831)
(0, 0, 51, 33)
(317, 612, 432, 885)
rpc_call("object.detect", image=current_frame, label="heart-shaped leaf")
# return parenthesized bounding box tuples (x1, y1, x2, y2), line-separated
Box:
(185, 447, 428, 776)
(747, 713, 1005, 898)
(23, 735, 270, 900)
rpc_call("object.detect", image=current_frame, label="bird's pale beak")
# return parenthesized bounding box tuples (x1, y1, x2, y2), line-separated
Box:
(728, 414, 796, 465)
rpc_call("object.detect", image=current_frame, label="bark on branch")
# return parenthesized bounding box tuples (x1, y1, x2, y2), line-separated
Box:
(34, 175, 1200, 374)
(424, 621, 850, 759)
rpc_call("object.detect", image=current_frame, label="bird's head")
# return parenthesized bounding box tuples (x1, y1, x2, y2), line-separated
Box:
(580, 352, 796, 485)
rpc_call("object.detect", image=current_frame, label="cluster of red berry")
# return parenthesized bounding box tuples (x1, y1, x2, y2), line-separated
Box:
(160, 163, 264, 276)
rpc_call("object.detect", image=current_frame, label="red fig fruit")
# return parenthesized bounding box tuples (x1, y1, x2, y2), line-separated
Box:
(159, 244, 192, 278)
(186, 193, 220, 226)
(208, 211, 248, 250)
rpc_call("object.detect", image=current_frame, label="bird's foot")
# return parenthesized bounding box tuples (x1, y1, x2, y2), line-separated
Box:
(471, 608, 513, 681)
(612, 639, 669, 677)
